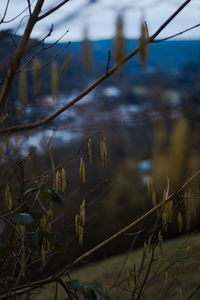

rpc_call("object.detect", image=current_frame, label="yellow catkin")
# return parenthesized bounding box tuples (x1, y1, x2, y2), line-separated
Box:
(158, 256, 163, 267)
(133, 294, 138, 300)
(162, 188, 167, 202)
(138, 21, 149, 66)
(80, 157, 86, 183)
(41, 244, 46, 266)
(126, 269, 132, 287)
(82, 27, 93, 72)
(168, 201, 173, 223)
(88, 138, 92, 163)
(165, 270, 168, 286)
(165, 262, 169, 286)
(177, 212, 183, 232)
(51, 61, 58, 98)
(61, 53, 71, 72)
(100, 136, 107, 167)
(47, 240, 51, 251)
(78, 225, 83, 247)
(33, 57, 41, 96)
(143, 242, 148, 257)
(22, 258, 26, 277)
(5, 184, 12, 210)
(19, 225, 25, 235)
(61, 168, 66, 192)
(80, 199, 86, 227)
(186, 245, 191, 256)
(114, 14, 125, 66)
(40, 215, 47, 231)
(48, 208, 54, 220)
(75, 214, 80, 237)
(133, 264, 138, 289)
(147, 237, 152, 254)
(152, 191, 157, 207)
(158, 231, 163, 256)
(176, 288, 183, 300)
(19, 67, 27, 102)
(162, 211, 168, 231)
(55, 170, 61, 193)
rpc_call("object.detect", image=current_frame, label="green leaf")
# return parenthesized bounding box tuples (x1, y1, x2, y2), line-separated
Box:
(33, 226, 43, 249)
(11, 213, 35, 225)
(24, 187, 38, 196)
(66, 280, 83, 291)
(43, 188, 63, 205)
(93, 281, 110, 300)
(0, 246, 12, 259)
(83, 285, 97, 300)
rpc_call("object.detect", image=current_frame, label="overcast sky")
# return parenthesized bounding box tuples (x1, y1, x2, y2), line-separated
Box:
(1, 0, 200, 42)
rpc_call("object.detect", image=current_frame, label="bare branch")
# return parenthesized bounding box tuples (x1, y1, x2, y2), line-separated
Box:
(2, 0, 35, 24)
(153, 23, 200, 43)
(151, 0, 192, 40)
(0, 0, 46, 115)
(106, 50, 111, 74)
(37, 0, 70, 21)
(0, 0, 10, 24)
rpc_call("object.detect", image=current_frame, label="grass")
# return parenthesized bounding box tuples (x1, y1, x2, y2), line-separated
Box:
(29, 233, 200, 300)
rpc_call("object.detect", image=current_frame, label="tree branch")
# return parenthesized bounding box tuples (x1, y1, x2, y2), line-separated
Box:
(37, 0, 70, 21)
(0, 0, 45, 116)
(153, 23, 200, 43)
(0, 0, 10, 24)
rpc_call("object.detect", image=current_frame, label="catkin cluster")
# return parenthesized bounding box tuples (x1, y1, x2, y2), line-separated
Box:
(100, 135, 107, 168)
(75, 199, 86, 247)
(5, 184, 12, 210)
(55, 168, 66, 193)
(114, 14, 125, 66)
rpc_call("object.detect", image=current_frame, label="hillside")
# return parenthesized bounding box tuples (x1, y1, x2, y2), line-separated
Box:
(0, 30, 199, 103)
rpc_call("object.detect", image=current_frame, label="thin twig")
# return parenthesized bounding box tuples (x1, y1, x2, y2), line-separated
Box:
(106, 50, 111, 74)
(27, 0, 32, 16)
(186, 285, 200, 300)
(0, 0, 10, 24)
(37, 0, 70, 21)
(153, 23, 200, 43)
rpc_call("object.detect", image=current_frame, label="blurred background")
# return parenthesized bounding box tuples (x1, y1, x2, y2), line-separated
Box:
(0, 0, 200, 268)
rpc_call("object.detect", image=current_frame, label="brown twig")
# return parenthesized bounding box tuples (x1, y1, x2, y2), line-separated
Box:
(37, 0, 71, 21)
(186, 285, 200, 300)
(153, 23, 200, 43)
